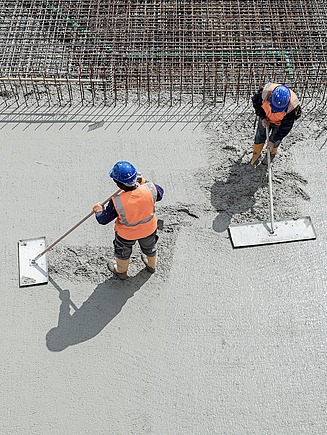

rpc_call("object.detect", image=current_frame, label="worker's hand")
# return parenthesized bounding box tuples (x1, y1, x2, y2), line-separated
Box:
(268, 141, 275, 151)
(93, 203, 104, 213)
(262, 118, 270, 128)
(137, 172, 146, 184)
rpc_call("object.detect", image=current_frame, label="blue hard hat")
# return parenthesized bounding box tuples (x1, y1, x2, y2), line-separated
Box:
(270, 85, 291, 112)
(109, 161, 138, 185)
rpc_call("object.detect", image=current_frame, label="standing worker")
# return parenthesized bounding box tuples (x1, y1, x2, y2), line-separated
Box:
(250, 82, 302, 165)
(93, 161, 164, 280)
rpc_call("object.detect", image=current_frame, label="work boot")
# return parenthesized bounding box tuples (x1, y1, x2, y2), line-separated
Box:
(250, 143, 264, 165)
(141, 254, 156, 273)
(107, 258, 129, 280)
(262, 147, 278, 165)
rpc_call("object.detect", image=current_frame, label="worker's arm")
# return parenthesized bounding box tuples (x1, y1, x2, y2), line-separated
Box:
(269, 106, 301, 143)
(138, 173, 164, 202)
(94, 199, 118, 225)
(139, 176, 164, 201)
(154, 183, 164, 202)
(251, 87, 266, 119)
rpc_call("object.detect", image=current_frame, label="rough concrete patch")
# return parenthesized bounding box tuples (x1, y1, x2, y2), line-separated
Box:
(48, 245, 112, 283)
(48, 204, 198, 283)
(195, 118, 310, 232)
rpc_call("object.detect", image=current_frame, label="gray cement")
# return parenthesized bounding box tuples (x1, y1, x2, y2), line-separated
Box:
(1, 103, 327, 434)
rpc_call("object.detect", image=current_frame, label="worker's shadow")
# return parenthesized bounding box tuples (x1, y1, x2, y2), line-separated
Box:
(211, 156, 267, 232)
(46, 271, 151, 352)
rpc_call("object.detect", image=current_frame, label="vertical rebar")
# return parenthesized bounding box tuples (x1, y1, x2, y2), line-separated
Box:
(0, 0, 325, 109)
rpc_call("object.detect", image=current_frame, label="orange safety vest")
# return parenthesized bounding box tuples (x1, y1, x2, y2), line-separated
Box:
(112, 181, 157, 240)
(261, 82, 300, 126)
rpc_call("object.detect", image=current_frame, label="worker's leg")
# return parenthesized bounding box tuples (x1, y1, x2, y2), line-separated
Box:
(261, 146, 278, 165)
(250, 143, 265, 165)
(110, 233, 136, 279)
(251, 118, 266, 165)
(262, 134, 282, 165)
(138, 231, 158, 273)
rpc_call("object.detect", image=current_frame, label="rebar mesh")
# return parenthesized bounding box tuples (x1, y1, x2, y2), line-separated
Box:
(0, 0, 326, 107)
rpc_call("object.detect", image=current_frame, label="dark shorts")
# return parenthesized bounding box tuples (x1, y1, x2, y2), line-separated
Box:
(113, 230, 159, 260)
(254, 118, 282, 147)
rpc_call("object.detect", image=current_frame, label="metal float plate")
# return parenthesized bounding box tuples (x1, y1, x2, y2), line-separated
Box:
(229, 216, 316, 248)
(18, 237, 48, 287)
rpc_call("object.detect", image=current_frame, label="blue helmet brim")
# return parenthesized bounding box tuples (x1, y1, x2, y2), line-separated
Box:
(270, 103, 288, 112)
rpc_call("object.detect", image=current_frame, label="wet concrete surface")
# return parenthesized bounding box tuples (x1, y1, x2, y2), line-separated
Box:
(1, 104, 326, 434)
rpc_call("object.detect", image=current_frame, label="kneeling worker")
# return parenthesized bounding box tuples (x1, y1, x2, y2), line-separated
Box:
(93, 161, 164, 280)
(250, 83, 302, 165)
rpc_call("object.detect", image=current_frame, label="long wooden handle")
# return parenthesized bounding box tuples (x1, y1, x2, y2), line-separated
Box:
(33, 189, 121, 262)
(266, 126, 275, 234)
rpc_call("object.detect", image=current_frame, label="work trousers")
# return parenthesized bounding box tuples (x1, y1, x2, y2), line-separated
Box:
(113, 230, 159, 260)
(254, 118, 282, 147)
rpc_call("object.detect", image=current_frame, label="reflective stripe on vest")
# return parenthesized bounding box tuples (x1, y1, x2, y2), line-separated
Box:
(286, 94, 300, 113)
(113, 182, 156, 227)
(262, 82, 274, 102)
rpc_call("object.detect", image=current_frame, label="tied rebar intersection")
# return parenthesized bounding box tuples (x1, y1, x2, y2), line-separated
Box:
(0, 0, 326, 109)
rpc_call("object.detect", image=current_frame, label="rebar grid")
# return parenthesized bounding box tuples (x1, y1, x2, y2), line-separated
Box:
(0, 0, 326, 107)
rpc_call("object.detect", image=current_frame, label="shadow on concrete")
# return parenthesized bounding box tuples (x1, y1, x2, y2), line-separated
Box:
(46, 271, 151, 352)
(0, 100, 226, 131)
(211, 155, 267, 233)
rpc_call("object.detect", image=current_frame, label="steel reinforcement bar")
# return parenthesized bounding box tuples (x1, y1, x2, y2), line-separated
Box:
(0, 0, 326, 107)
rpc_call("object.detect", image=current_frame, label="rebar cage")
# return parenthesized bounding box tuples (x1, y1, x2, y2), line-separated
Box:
(1, 0, 326, 107)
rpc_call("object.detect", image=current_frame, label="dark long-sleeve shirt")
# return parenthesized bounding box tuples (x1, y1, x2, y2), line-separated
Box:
(95, 183, 164, 225)
(252, 86, 302, 143)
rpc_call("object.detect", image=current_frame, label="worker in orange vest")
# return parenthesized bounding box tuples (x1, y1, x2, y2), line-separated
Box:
(93, 161, 164, 280)
(250, 83, 302, 165)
